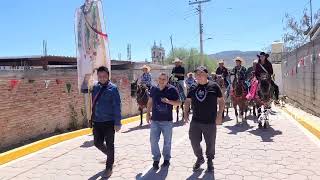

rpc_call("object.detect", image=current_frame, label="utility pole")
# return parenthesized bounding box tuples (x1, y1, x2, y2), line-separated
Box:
(170, 35, 174, 57)
(127, 44, 131, 60)
(310, 0, 313, 27)
(189, 0, 210, 66)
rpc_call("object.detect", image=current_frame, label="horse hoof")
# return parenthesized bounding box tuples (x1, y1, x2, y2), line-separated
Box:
(264, 122, 269, 129)
(258, 122, 263, 129)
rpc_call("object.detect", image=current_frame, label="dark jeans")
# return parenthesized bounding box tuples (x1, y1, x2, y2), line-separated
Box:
(271, 80, 279, 100)
(93, 121, 115, 169)
(189, 121, 217, 160)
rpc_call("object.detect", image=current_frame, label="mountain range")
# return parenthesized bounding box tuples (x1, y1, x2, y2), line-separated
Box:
(209, 50, 260, 67)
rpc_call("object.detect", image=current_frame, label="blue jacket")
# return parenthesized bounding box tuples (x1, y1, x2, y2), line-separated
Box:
(92, 82, 122, 126)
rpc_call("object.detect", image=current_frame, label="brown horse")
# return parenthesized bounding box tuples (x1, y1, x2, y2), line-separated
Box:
(216, 75, 229, 119)
(136, 83, 149, 126)
(231, 74, 248, 125)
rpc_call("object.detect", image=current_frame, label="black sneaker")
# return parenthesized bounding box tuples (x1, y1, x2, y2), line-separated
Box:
(153, 161, 160, 170)
(206, 160, 214, 172)
(162, 160, 170, 167)
(193, 157, 205, 171)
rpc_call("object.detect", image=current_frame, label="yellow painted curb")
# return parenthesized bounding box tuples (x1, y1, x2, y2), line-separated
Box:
(282, 107, 320, 139)
(0, 114, 145, 165)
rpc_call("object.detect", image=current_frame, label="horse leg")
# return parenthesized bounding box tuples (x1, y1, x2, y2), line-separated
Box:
(234, 105, 238, 124)
(226, 105, 229, 115)
(176, 106, 179, 122)
(253, 105, 257, 117)
(181, 103, 184, 121)
(139, 107, 143, 126)
(222, 110, 225, 120)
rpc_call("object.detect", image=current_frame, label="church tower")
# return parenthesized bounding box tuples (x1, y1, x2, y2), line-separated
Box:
(151, 41, 165, 64)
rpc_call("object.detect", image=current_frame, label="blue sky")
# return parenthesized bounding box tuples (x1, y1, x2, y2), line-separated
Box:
(0, 0, 319, 61)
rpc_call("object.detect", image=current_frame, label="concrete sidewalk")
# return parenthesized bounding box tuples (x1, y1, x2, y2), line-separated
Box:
(282, 104, 320, 139)
(0, 107, 320, 180)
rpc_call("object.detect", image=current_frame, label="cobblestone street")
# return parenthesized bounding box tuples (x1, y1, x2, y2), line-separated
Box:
(1, 107, 320, 180)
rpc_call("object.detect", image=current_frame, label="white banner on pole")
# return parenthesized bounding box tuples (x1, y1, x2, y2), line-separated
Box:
(75, 0, 111, 93)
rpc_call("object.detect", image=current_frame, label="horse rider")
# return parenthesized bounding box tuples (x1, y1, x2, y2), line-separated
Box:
(171, 58, 186, 94)
(246, 59, 258, 89)
(231, 57, 248, 93)
(246, 59, 258, 81)
(255, 52, 279, 103)
(185, 72, 196, 94)
(140, 65, 152, 90)
(216, 59, 230, 88)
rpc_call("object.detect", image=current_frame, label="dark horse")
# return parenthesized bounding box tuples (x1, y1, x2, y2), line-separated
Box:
(168, 75, 186, 121)
(135, 81, 149, 126)
(256, 73, 273, 129)
(231, 74, 248, 125)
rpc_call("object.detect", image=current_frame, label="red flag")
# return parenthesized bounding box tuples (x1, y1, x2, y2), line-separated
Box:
(9, 79, 19, 90)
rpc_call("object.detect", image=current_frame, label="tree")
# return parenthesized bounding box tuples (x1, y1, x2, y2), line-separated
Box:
(165, 47, 217, 74)
(283, 8, 320, 51)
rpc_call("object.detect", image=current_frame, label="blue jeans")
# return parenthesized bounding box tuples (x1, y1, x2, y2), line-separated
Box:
(150, 121, 173, 161)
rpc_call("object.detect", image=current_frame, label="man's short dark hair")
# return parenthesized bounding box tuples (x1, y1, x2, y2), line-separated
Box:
(159, 72, 168, 80)
(97, 66, 109, 74)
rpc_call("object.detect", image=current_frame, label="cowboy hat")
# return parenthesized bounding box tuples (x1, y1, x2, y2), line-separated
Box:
(172, 58, 183, 63)
(187, 72, 194, 76)
(141, 65, 151, 72)
(234, 56, 244, 63)
(218, 59, 224, 64)
(257, 52, 270, 58)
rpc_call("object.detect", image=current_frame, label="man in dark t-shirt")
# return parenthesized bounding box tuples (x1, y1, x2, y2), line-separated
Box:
(184, 66, 225, 173)
(146, 72, 181, 170)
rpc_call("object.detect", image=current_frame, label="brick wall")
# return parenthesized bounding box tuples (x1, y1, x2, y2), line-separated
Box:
(282, 38, 320, 116)
(0, 65, 172, 151)
(0, 69, 85, 151)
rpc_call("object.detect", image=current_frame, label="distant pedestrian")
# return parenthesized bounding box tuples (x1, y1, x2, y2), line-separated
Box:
(91, 66, 122, 178)
(184, 66, 225, 172)
(146, 72, 181, 170)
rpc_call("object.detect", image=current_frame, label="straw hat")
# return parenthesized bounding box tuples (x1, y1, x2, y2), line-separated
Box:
(234, 56, 244, 63)
(218, 59, 224, 64)
(187, 72, 194, 76)
(172, 58, 183, 63)
(141, 65, 151, 72)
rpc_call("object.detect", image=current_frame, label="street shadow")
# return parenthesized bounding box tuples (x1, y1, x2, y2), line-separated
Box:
(80, 140, 94, 148)
(248, 126, 283, 142)
(186, 169, 215, 180)
(246, 115, 258, 123)
(269, 110, 277, 115)
(224, 123, 254, 135)
(88, 170, 105, 180)
(122, 121, 185, 134)
(222, 115, 232, 123)
(122, 124, 151, 133)
(136, 166, 169, 180)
